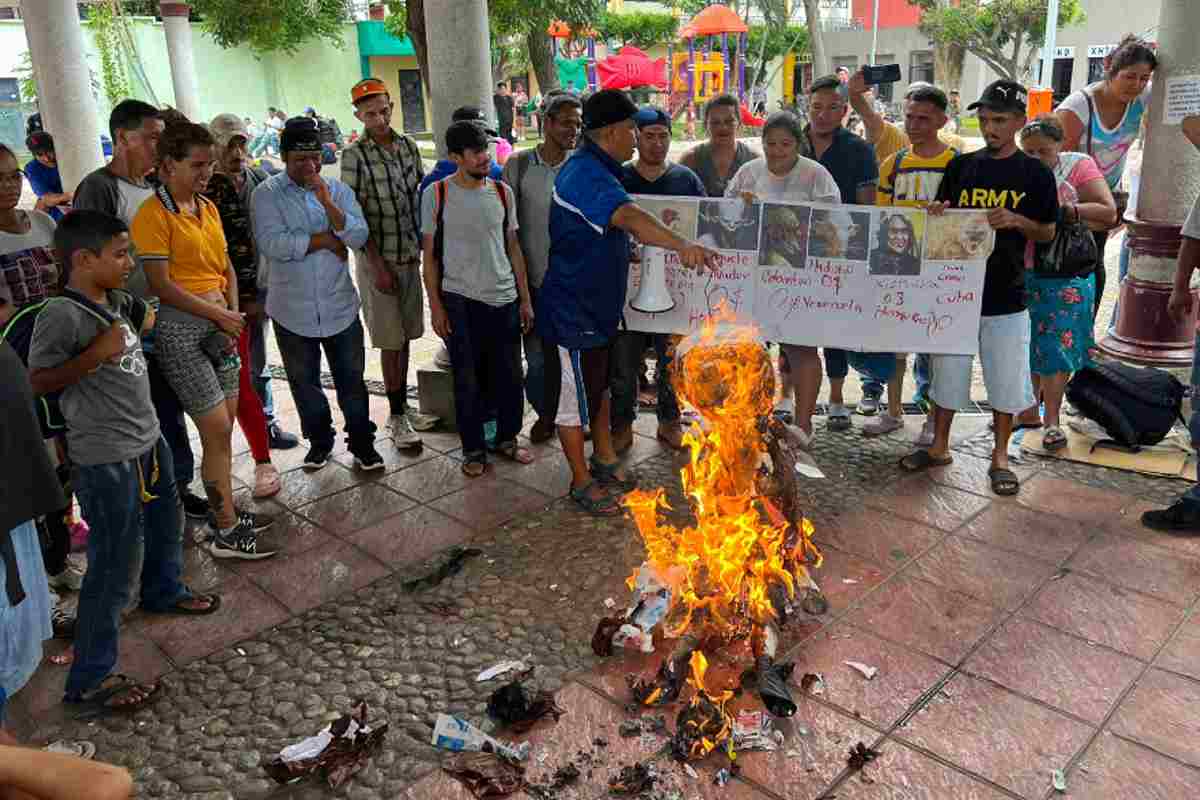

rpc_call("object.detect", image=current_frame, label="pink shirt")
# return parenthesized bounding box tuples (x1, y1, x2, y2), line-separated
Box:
(1025, 152, 1104, 268)
(495, 137, 514, 165)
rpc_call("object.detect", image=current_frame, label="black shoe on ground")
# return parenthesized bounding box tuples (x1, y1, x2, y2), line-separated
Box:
(206, 509, 274, 535)
(352, 445, 385, 472)
(208, 520, 279, 560)
(303, 445, 332, 471)
(180, 490, 210, 520)
(268, 422, 300, 450)
(1141, 499, 1200, 535)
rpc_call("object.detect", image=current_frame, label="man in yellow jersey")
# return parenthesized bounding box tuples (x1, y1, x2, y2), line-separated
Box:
(848, 69, 968, 164)
(850, 81, 958, 444)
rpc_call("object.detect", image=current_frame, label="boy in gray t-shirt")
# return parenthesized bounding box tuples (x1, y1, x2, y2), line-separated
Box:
(420, 121, 535, 475)
(28, 210, 222, 711)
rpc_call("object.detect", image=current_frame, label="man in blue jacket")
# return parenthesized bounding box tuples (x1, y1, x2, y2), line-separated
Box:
(538, 89, 718, 517)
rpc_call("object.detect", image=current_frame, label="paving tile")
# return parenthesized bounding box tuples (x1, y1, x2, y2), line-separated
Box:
(1156, 613, 1200, 682)
(814, 508, 945, 569)
(962, 617, 1143, 724)
(330, 437, 438, 473)
(130, 577, 289, 665)
(1066, 730, 1200, 799)
(266, 461, 364, 507)
(786, 623, 952, 729)
(177, 540, 240, 594)
(429, 478, 552, 532)
(843, 575, 1007, 665)
(231, 509, 334, 558)
(1110, 668, 1200, 767)
(1118, 499, 1200, 559)
(908, 536, 1059, 611)
(401, 770, 537, 800)
(1017, 475, 1135, 527)
(231, 538, 390, 614)
(1020, 573, 1186, 661)
(895, 673, 1094, 799)
(957, 502, 1093, 565)
(810, 545, 890, 617)
(412, 428, 469, 454)
(924, 451, 1041, 499)
(865, 480, 992, 533)
(383, 455, 484, 503)
(341, 504, 475, 567)
(834, 737, 1014, 799)
(1068, 534, 1200, 605)
(295, 483, 418, 536)
(491, 450, 573, 499)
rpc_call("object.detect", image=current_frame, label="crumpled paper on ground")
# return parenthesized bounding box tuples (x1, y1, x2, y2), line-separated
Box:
(442, 751, 525, 798)
(431, 713, 530, 762)
(262, 700, 388, 788)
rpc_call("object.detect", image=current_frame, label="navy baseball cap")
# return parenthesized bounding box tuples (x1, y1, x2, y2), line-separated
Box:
(633, 106, 672, 129)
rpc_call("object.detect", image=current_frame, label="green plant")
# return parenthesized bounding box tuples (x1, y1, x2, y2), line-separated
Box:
(595, 10, 678, 50)
(85, 0, 132, 106)
(15, 51, 37, 104)
(192, 0, 352, 56)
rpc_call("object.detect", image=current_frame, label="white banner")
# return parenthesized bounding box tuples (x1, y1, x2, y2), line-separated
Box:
(624, 197, 994, 355)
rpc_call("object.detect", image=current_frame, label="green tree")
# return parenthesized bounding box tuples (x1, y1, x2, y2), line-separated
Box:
(909, 0, 1086, 82)
(86, 1, 132, 106)
(191, 0, 352, 56)
(595, 10, 678, 51)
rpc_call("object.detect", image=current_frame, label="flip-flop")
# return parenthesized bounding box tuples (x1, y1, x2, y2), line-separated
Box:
(899, 450, 953, 472)
(150, 593, 221, 616)
(988, 466, 1020, 496)
(1043, 426, 1068, 451)
(990, 420, 1043, 432)
(495, 440, 535, 464)
(461, 457, 488, 478)
(66, 674, 162, 716)
(589, 457, 639, 492)
(570, 481, 622, 517)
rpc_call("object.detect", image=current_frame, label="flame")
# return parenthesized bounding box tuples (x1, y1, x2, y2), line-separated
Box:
(624, 303, 821, 641)
(676, 650, 734, 760)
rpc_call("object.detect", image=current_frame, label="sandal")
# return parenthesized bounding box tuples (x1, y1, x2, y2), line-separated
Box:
(1043, 426, 1068, 451)
(589, 457, 639, 492)
(51, 607, 75, 640)
(826, 403, 852, 432)
(252, 463, 281, 499)
(570, 481, 622, 517)
(495, 440, 535, 465)
(988, 466, 1020, 496)
(150, 593, 222, 616)
(66, 674, 162, 715)
(43, 740, 96, 760)
(899, 450, 953, 472)
(461, 452, 488, 478)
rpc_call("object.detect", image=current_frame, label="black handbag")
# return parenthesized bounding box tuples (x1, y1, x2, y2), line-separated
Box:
(1034, 207, 1098, 278)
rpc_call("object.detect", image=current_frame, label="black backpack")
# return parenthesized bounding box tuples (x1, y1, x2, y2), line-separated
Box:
(1065, 362, 1186, 451)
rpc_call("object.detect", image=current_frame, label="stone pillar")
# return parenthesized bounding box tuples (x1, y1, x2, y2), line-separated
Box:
(21, 0, 103, 192)
(1100, 0, 1200, 365)
(424, 0, 493, 157)
(161, 2, 202, 122)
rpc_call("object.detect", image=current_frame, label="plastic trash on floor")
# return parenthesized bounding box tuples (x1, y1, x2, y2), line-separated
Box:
(262, 700, 388, 788)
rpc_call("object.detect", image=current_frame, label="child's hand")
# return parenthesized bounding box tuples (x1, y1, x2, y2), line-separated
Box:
(140, 305, 156, 335)
(91, 322, 128, 365)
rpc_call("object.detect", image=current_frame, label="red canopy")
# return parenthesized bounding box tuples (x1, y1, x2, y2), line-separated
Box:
(679, 4, 749, 38)
(596, 46, 667, 91)
(547, 20, 597, 39)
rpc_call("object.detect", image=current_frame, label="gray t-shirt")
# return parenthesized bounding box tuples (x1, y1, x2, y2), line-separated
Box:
(420, 177, 518, 306)
(1184, 194, 1200, 241)
(28, 290, 159, 466)
(73, 167, 156, 298)
(500, 148, 568, 288)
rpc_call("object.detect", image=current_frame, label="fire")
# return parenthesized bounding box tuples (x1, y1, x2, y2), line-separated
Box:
(624, 305, 822, 642)
(671, 651, 734, 761)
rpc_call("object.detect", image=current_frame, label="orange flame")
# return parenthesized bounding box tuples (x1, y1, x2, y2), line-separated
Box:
(624, 303, 821, 641)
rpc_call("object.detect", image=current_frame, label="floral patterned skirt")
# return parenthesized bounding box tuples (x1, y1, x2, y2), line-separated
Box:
(1028, 272, 1096, 376)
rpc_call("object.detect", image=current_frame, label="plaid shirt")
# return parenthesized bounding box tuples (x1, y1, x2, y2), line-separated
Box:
(340, 130, 425, 268)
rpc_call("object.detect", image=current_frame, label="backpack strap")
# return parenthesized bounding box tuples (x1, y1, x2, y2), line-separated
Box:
(1083, 91, 1096, 157)
(433, 178, 448, 268)
(514, 149, 534, 207)
(888, 147, 908, 195)
(490, 178, 512, 261)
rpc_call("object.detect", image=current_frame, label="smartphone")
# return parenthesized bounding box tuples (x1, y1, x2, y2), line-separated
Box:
(862, 64, 902, 85)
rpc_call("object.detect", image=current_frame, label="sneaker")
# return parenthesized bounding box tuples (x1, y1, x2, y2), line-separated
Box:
(827, 403, 852, 432)
(863, 414, 904, 437)
(48, 563, 85, 592)
(916, 417, 935, 448)
(408, 410, 441, 431)
(237, 510, 274, 533)
(268, 422, 300, 450)
(180, 490, 211, 520)
(1141, 499, 1200, 535)
(208, 521, 279, 560)
(857, 394, 881, 416)
(303, 445, 332, 471)
(352, 445, 386, 472)
(388, 413, 422, 449)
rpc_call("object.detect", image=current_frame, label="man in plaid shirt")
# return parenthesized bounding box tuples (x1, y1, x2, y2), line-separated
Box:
(340, 78, 434, 449)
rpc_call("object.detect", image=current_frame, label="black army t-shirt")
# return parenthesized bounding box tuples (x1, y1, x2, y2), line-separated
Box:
(936, 149, 1058, 316)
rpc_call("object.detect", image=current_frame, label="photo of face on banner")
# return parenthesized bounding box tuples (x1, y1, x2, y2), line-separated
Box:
(869, 209, 925, 276)
(697, 198, 761, 252)
(759, 203, 811, 269)
(925, 210, 995, 260)
(636, 196, 699, 240)
(808, 208, 870, 260)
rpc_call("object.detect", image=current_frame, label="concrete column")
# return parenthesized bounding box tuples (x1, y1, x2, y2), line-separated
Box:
(1100, 0, 1200, 365)
(424, 0, 493, 157)
(161, 2, 201, 122)
(21, 0, 103, 192)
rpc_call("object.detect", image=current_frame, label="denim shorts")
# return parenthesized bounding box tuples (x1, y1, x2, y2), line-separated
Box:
(930, 310, 1035, 415)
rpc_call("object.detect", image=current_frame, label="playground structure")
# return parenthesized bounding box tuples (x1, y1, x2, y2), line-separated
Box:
(547, 20, 598, 94)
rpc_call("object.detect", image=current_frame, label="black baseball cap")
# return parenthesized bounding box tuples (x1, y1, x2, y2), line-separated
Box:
(968, 80, 1028, 113)
(26, 131, 53, 154)
(451, 106, 498, 138)
(280, 117, 322, 154)
(583, 89, 638, 131)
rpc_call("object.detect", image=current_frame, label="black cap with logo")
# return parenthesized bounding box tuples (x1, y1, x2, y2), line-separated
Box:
(968, 80, 1028, 113)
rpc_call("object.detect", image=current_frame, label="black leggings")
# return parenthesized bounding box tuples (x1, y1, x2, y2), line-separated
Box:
(39, 463, 72, 577)
(1092, 230, 1110, 322)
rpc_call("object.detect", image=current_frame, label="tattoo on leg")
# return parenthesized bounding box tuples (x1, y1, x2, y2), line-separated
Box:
(203, 480, 226, 519)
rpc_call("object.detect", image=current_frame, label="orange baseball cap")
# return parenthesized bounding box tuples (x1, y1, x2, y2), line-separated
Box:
(351, 78, 388, 105)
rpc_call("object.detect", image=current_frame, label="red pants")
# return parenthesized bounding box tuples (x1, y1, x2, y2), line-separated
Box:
(237, 326, 271, 463)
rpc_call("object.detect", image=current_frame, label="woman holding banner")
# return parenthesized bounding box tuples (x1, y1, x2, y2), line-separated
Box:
(726, 111, 840, 442)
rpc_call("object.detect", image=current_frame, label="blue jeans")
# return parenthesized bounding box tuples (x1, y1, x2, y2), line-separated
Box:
(610, 331, 680, 429)
(1108, 235, 1131, 335)
(147, 353, 194, 486)
(825, 348, 883, 399)
(442, 293, 524, 457)
(65, 437, 188, 698)
(846, 352, 897, 390)
(274, 318, 375, 453)
(522, 286, 560, 421)
(913, 353, 932, 405)
(248, 312, 275, 423)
